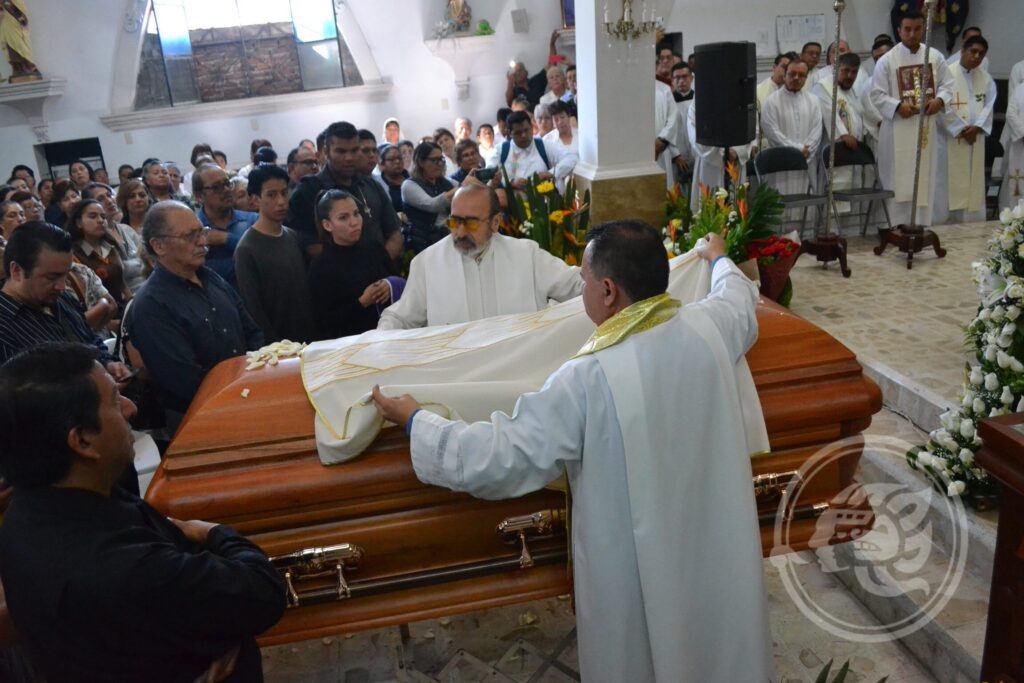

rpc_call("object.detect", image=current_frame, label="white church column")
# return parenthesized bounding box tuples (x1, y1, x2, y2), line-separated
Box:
(573, 1, 665, 228)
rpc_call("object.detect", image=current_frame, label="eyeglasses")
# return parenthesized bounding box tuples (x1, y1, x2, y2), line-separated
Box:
(426, 156, 446, 165)
(295, 159, 319, 167)
(162, 226, 211, 244)
(202, 181, 231, 193)
(445, 216, 490, 232)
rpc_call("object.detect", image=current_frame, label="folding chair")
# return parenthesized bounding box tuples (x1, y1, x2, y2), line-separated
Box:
(752, 147, 828, 239)
(821, 142, 894, 236)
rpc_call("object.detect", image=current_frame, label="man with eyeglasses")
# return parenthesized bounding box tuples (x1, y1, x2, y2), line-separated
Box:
(377, 184, 581, 329)
(192, 163, 257, 286)
(129, 201, 263, 432)
(286, 146, 319, 192)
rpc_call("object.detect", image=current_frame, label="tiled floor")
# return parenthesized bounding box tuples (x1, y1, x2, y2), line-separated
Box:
(788, 222, 992, 403)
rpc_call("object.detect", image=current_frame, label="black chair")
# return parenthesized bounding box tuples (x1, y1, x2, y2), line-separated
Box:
(821, 142, 894, 236)
(751, 146, 828, 239)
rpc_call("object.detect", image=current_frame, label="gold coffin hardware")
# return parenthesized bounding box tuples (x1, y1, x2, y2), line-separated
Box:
(270, 543, 364, 607)
(753, 470, 801, 503)
(497, 510, 567, 569)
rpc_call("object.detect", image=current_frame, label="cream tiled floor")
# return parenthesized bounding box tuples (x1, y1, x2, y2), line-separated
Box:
(788, 222, 991, 403)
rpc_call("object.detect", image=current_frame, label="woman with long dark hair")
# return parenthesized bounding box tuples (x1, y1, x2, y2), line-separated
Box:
(401, 141, 457, 254)
(116, 179, 151, 233)
(66, 199, 131, 310)
(308, 189, 400, 340)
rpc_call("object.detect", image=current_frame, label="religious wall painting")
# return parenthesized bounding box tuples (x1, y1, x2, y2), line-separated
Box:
(560, 0, 575, 29)
(0, 0, 41, 83)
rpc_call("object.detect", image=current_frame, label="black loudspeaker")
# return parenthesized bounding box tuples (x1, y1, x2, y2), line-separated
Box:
(694, 42, 757, 148)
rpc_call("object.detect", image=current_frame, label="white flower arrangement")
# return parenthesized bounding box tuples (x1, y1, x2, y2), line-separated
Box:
(908, 201, 1024, 506)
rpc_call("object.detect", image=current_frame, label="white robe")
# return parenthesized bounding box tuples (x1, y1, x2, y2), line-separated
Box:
(1012, 60, 1024, 99)
(408, 259, 774, 683)
(936, 64, 996, 223)
(757, 77, 781, 110)
(870, 43, 954, 226)
(686, 100, 751, 210)
(761, 87, 824, 224)
(814, 77, 871, 215)
(377, 233, 582, 329)
(999, 85, 1024, 212)
(656, 80, 686, 191)
(675, 99, 696, 174)
(1001, 60, 1024, 159)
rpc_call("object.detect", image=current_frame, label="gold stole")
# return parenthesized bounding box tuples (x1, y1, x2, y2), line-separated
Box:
(947, 66, 989, 212)
(574, 293, 681, 358)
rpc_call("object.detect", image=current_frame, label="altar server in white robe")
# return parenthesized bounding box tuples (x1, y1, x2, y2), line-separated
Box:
(814, 53, 871, 215)
(378, 184, 581, 329)
(762, 60, 824, 221)
(936, 36, 995, 224)
(655, 79, 686, 191)
(999, 78, 1024, 211)
(687, 102, 752, 211)
(870, 11, 954, 226)
(373, 228, 774, 683)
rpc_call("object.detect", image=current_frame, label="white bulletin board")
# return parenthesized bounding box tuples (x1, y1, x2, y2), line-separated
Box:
(776, 14, 827, 55)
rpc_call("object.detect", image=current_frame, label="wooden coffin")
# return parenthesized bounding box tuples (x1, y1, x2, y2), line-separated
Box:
(145, 300, 882, 645)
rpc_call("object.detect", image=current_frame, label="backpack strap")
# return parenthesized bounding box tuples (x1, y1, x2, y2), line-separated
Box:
(499, 139, 512, 165)
(534, 138, 551, 169)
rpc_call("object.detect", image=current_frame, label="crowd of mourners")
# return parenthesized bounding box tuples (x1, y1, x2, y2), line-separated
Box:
(0, 44, 585, 682)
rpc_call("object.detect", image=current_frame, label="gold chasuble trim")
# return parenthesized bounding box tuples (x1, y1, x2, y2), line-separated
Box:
(575, 293, 681, 358)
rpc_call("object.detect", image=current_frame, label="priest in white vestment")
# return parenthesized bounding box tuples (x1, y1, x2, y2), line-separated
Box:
(687, 101, 752, 210)
(762, 60, 824, 223)
(372, 229, 774, 683)
(946, 27, 990, 73)
(378, 185, 581, 330)
(814, 53, 872, 217)
(655, 79, 686, 191)
(999, 80, 1024, 211)
(870, 13, 954, 226)
(936, 36, 995, 224)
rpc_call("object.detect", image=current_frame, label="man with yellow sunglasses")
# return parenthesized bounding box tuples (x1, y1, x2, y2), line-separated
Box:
(378, 184, 582, 329)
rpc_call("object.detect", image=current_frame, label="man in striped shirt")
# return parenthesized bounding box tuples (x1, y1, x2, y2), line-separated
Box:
(0, 222, 130, 383)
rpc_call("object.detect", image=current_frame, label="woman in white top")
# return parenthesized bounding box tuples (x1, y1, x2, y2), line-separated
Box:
(542, 100, 580, 192)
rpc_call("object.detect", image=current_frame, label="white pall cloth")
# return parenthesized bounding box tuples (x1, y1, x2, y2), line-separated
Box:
(301, 248, 768, 466)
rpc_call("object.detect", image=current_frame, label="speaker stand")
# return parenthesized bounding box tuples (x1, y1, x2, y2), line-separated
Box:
(873, 223, 946, 270)
(801, 234, 851, 278)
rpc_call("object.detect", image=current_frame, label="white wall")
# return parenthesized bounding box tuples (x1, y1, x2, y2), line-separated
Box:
(0, 0, 1020, 178)
(0, 0, 564, 175)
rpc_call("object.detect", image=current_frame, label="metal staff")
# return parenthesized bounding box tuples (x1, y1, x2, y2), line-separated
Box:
(909, 0, 937, 229)
(823, 0, 846, 239)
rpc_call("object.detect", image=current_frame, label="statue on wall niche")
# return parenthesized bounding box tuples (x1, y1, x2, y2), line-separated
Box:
(446, 0, 472, 33)
(0, 0, 41, 83)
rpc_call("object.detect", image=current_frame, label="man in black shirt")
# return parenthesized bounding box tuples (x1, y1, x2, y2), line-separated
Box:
(0, 221, 129, 379)
(0, 342, 285, 682)
(129, 202, 263, 430)
(288, 120, 400, 259)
